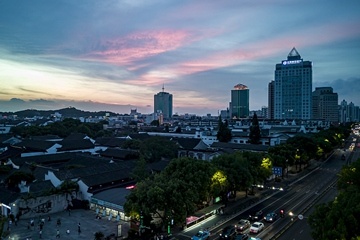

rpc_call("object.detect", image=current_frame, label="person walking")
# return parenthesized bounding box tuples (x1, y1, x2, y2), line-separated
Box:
(39, 230, 42, 239)
(56, 229, 60, 238)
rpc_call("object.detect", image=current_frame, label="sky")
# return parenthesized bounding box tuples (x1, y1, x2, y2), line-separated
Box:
(0, 0, 360, 116)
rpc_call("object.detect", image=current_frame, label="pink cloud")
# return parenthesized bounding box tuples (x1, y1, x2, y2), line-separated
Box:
(84, 29, 193, 65)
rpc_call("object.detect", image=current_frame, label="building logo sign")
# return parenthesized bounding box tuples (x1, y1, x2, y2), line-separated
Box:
(282, 60, 302, 65)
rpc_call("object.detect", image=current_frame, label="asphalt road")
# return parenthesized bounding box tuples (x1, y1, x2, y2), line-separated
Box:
(174, 143, 351, 240)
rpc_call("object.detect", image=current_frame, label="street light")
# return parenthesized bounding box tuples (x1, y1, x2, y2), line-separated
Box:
(286, 159, 289, 177)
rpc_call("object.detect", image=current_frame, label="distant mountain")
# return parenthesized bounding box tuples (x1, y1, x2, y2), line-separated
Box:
(0, 107, 118, 118)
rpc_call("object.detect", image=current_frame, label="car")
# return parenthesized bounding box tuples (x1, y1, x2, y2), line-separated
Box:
(235, 233, 249, 240)
(235, 219, 251, 232)
(219, 225, 236, 239)
(191, 230, 210, 240)
(249, 237, 262, 240)
(249, 222, 264, 234)
(263, 212, 278, 222)
(249, 210, 264, 221)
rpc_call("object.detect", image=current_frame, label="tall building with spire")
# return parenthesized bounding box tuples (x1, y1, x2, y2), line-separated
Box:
(230, 83, 249, 118)
(274, 48, 312, 120)
(154, 85, 173, 119)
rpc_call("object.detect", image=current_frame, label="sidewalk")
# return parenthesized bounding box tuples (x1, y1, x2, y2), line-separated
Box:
(3, 209, 129, 240)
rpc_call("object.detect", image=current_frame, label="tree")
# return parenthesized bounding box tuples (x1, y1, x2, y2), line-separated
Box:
(150, 120, 159, 126)
(216, 116, 232, 142)
(249, 113, 261, 144)
(124, 158, 214, 230)
(140, 136, 178, 163)
(309, 159, 360, 239)
(131, 158, 149, 182)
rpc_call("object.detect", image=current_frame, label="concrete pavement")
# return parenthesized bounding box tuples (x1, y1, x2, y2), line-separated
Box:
(3, 209, 129, 240)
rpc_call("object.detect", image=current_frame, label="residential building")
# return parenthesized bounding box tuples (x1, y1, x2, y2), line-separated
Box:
(312, 87, 338, 122)
(154, 86, 173, 119)
(274, 48, 312, 120)
(230, 84, 249, 119)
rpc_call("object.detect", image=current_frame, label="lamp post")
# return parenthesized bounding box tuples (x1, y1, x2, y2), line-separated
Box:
(286, 159, 289, 177)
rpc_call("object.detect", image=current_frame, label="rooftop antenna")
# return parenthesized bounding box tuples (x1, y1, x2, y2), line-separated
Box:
(162, 84, 165, 92)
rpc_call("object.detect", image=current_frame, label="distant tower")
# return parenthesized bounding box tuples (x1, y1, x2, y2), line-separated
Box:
(230, 84, 249, 118)
(274, 48, 312, 120)
(154, 86, 173, 119)
(312, 87, 338, 122)
(268, 80, 275, 119)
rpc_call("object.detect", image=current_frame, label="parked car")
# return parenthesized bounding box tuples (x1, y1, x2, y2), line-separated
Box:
(235, 219, 251, 232)
(249, 222, 264, 234)
(235, 233, 249, 240)
(191, 230, 210, 240)
(219, 225, 236, 239)
(263, 212, 278, 222)
(249, 210, 264, 221)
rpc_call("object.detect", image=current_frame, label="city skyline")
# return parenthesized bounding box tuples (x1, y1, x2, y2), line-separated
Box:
(1, 1, 360, 115)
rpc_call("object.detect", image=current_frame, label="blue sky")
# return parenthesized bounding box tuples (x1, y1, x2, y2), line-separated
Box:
(0, 0, 359, 115)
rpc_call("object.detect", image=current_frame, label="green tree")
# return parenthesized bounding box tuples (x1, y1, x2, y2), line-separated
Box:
(140, 136, 178, 163)
(150, 120, 159, 126)
(131, 158, 149, 182)
(249, 113, 261, 144)
(216, 116, 232, 142)
(309, 159, 360, 240)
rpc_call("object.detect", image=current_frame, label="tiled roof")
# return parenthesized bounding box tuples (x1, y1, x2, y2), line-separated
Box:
(29, 180, 55, 194)
(57, 139, 94, 151)
(95, 137, 127, 147)
(128, 133, 153, 141)
(99, 148, 139, 160)
(148, 159, 171, 172)
(64, 133, 88, 141)
(31, 135, 63, 141)
(54, 158, 136, 182)
(92, 187, 131, 207)
(11, 152, 77, 167)
(0, 187, 21, 205)
(15, 140, 58, 152)
(0, 145, 25, 162)
(211, 142, 269, 152)
(172, 138, 207, 150)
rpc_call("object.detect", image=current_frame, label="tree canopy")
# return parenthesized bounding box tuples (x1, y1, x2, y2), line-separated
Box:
(249, 113, 261, 144)
(216, 116, 232, 142)
(309, 158, 360, 240)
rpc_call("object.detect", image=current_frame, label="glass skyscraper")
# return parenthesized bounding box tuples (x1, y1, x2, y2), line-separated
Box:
(274, 48, 312, 120)
(154, 87, 173, 119)
(230, 83, 249, 118)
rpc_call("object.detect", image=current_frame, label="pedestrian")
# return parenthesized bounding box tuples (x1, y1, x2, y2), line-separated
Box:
(66, 229, 70, 234)
(39, 230, 42, 239)
(78, 222, 81, 234)
(48, 216, 51, 222)
(56, 229, 60, 238)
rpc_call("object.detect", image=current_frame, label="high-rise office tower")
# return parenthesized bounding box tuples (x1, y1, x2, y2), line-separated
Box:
(268, 80, 275, 119)
(312, 87, 338, 122)
(230, 84, 249, 118)
(154, 86, 173, 119)
(274, 48, 312, 120)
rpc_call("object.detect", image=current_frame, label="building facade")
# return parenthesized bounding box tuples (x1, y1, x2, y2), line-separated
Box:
(154, 87, 173, 119)
(230, 84, 249, 119)
(274, 48, 312, 120)
(312, 87, 338, 122)
(268, 80, 275, 120)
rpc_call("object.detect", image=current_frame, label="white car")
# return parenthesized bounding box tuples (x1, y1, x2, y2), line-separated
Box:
(249, 222, 264, 234)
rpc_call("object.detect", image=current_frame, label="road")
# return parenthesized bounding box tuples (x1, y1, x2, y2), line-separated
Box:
(174, 143, 354, 240)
